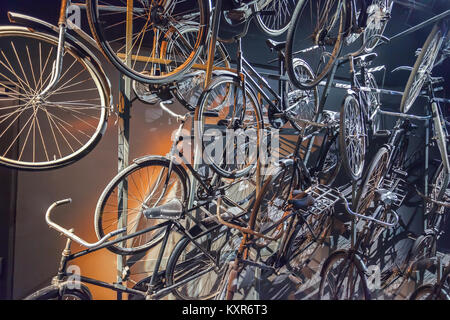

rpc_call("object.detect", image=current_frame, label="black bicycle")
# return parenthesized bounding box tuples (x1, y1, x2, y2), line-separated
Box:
(25, 198, 243, 300)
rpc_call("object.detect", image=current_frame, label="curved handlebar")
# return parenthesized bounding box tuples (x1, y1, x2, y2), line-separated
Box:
(346, 34, 390, 60)
(45, 199, 126, 248)
(338, 193, 399, 228)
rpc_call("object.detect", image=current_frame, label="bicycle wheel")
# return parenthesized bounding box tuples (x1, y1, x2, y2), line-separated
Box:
(409, 284, 446, 300)
(353, 146, 389, 214)
(170, 39, 231, 111)
(285, 0, 346, 89)
(24, 285, 91, 300)
(0, 27, 109, 170)
(410, 232, 437, 261)
(339, 94, 366, 180)
(317, 135, 342, 185)
(165, 222, 241, 300)
(95, 156, 188, 255)
(286, 58, 320, 131)
(251, 162, 298, 249)
(86, 0, 209, 84)
(285, 204, 332, 276)
(253, 0, 297, 37)
(426, 163, 449, 228)
(319, 250, 370, 300)
(363, 0, 393, 52)
(195, 75, 263, 179)
(400, 24, 445, 113)
(366, 72, 381, 134)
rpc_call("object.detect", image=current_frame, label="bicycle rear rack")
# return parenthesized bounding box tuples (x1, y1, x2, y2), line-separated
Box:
(381, 177, 408, 209)
(295, 184, 350, 217)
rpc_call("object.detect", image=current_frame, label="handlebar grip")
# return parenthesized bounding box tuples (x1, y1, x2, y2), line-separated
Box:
(55, 198, 72, 206)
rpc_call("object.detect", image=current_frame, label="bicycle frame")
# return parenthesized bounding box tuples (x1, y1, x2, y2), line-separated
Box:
(48, 204, 235, 299)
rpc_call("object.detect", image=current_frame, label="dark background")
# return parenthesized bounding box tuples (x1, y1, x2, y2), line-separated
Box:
(0, 0, 449, 299)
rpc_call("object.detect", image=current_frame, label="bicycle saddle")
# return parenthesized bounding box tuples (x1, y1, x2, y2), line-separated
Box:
(266, 39, 286, 52)
(143, 199, 183, 220)
(288, 194, 315, 210)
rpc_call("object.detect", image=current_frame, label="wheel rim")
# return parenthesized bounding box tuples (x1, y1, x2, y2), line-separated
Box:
(363, 1, 392, 52)
(321, 255, 367, 300)
(255, 0, 297, 36)
(0, 29, 107, 169)
(170, 228, 241, 300)
(97, 161, 187, 253)
(355, 149, 389, 214)
(342, 96, 366, 179)
(402, 29, 443, 113)
(287, 0, 345, 88)
(90, 0, 206, 83)
(287, 59, 319, 131)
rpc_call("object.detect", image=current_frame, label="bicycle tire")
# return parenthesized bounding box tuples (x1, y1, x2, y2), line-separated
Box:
(400, 24, 445, 113)
(353, 146, 389, 214)
(171, 42, 231, 111)
(165, 222, 241, 300)
(285, 204, 332, 276)
(86, 0, 209, 84)
(317, 135, 342, 186)
(195, 75, 264, 179)
(426, 163, 449, 228)
(95, 156, 189, 255)
(339, 94, 367, 181)
(410, 232, 437, 261)
(285, 0, 346, 90)
(286, 58, 320, 131)
(24, 284, 91, 300)
(409, 284, 446, 300)
(0, 27, 108, 170)
(253, 0, 297, 37)
(319, 250, 370, 300)
(363, 0, 393, 52)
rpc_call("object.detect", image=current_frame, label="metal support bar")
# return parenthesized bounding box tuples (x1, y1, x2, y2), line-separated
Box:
(116, 0, 133, 300)
(389, 9, 450, 42)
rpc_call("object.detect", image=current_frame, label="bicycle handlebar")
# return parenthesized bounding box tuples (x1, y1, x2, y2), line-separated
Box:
(338, 193, 399, 228)
(45, 199, 126, 248)
(343, 34, 390, 63)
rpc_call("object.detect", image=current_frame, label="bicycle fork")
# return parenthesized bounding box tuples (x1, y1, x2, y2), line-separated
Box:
(38, 0, 71, 98)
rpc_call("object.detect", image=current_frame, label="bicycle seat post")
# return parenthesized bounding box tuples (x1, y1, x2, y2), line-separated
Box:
(53, 230, 73, 285)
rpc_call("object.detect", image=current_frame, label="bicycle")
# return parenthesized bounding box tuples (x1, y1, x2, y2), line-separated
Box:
(211, 115, 345, 299)
(285, 0, 393, 90)
(94, 100, 260, 255)
(25, 198, 242, 300)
